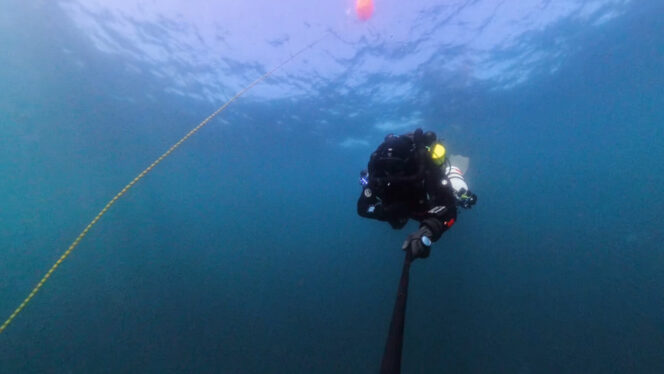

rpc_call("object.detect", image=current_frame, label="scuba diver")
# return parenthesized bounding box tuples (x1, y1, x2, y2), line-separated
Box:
(357, 128, 477, 259)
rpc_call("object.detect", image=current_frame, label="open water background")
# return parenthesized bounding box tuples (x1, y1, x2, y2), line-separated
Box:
(1, 1, 663, 372)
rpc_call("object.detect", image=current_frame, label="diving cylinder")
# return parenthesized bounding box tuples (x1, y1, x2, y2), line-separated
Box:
(444, 165, 468, 195)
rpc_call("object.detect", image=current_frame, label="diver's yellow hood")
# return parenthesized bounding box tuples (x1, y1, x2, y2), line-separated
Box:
(431, 143, 446, 166)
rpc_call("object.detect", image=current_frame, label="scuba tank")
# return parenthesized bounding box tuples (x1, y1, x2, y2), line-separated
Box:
(443, 163, 477, 208)
(444, 165, 468, 195)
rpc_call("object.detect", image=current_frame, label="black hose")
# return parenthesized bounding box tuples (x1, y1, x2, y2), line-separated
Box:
(379, 250, 413, 374)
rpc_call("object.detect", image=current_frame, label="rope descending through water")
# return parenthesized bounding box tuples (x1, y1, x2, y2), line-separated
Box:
(0, 35, 326, 335)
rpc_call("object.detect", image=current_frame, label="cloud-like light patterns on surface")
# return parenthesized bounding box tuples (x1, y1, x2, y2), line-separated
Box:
(60, 0, 630, 108)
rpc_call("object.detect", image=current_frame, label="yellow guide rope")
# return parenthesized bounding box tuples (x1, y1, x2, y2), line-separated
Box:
(0, 36, 325, 335)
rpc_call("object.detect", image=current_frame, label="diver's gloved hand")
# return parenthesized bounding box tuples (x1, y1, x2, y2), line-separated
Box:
(401, 225, 433, 259)
(457, 189, 477, 209)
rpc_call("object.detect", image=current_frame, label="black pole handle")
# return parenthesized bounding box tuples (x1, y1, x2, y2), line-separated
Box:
(380, 250, 413, 374)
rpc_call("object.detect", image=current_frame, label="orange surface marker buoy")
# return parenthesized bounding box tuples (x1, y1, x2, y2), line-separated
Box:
(356, 0, 374, 20)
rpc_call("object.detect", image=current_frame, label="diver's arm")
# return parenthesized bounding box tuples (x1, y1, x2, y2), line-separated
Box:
(357, 187, 381, 219)
(446, 165, 477, 208)
(402, 184, 458, 259)
(420, 200, 457, 242)
(357, 188, 409, 222)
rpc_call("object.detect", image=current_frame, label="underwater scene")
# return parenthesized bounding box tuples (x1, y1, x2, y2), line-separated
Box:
(1, 0, 663, 372)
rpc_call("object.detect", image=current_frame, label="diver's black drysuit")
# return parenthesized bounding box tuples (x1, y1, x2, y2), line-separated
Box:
(356, 131, 460, 257)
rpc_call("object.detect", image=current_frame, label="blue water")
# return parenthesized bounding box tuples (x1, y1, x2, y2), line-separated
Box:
(1, 1, 663, 373)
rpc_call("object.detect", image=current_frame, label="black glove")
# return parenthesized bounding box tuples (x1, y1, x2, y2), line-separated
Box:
(401, 225, 433, 259)
(457, 189, 477, 209)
